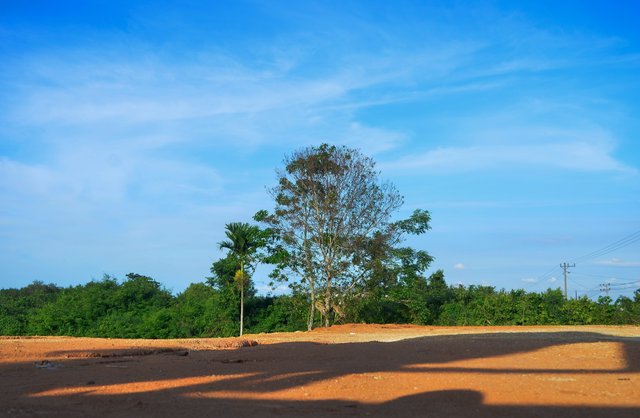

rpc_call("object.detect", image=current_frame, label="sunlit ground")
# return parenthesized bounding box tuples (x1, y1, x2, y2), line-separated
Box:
(6, 326, 636, 415)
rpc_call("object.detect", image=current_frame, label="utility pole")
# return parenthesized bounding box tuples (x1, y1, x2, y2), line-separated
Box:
(560, 262, 575, 300)
(599, 283, 611, 297)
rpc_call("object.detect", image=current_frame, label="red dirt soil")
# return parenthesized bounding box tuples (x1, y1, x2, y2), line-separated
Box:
(1, 324, 639, 417)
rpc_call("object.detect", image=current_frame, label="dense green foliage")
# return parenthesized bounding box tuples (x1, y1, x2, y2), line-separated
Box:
(217, 222, 266, 336)
(2, 146, 638, 337)
(260, 144, 432, 329)
(1, 272, 638, 338)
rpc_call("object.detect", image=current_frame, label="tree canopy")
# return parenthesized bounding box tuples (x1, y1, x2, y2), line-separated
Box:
(2, 144, 638, 338)
(2, 276, 638, 338)
(258, 144, 431, 328)
(217, 222, 265, 336)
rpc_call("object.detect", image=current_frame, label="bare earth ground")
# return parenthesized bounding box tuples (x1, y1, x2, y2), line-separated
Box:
(1, 325, 639, 417)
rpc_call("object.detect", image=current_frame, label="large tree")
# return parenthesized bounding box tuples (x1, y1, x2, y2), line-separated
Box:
(218, 222, 263, 336)
(259, 144, 430, 328)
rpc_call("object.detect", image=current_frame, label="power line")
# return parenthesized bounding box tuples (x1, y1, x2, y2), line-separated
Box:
(572, 272, 638, 281)
(535, 265, 562, 281)
(567, 277, 590, 290)
(608, 283, 640, 290)
(615, 287, 639, 293)
(608, 280, 640, 287)
(552, 229, 640, 299)
(569, 230, 640, 264)
(572, 275, 640, 289)
(526, 229, 639, 295)
(523, 265, 562, 290)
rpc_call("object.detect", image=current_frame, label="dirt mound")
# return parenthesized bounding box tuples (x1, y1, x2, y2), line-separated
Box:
(61, 347, 190, 358)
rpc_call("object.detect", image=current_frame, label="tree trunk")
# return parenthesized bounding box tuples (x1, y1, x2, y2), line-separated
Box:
(303, 224, 314, 331)
(240, 285, 244, 336)
(307, 277, 315, 331)
(240, 261, 244, 337)
(324, 278, 332, 327)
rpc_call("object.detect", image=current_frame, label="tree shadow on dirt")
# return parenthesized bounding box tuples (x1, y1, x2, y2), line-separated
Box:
(1, 331, 639, 417)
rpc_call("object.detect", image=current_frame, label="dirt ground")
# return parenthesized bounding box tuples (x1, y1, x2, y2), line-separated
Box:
(1, 325, 639, 417)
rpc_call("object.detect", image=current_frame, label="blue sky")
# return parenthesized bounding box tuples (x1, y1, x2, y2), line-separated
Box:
(1, 0, 639, 298)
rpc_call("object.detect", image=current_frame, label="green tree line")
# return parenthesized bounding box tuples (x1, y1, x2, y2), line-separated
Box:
(2, 144, 638, 338)
(1, 273, 638, 338)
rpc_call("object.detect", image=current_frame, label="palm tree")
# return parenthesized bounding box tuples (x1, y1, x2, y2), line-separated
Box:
(218, 222, 262, 336)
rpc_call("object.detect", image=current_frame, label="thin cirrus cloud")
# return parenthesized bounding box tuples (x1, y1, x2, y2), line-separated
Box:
(0, 144, 224, 206)
(12, 64, 346, 127)
(4, 47, 418, 155)
(0, 41, 423, 220)
(1, 1, 639, 291)
(596, 258, 640, 267)
(382, 138, 635, 174)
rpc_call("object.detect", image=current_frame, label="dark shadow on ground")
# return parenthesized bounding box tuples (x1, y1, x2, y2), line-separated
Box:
(1, 331, 638, 417)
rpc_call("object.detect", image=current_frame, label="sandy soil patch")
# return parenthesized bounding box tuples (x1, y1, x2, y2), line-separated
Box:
(1, 325, 638, 417)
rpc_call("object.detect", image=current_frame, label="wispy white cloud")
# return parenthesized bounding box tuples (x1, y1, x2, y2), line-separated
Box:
(596, 258, 640, 267)
(339, 122, 406, 155)
(3, 38, 444, 289)
(12, 60, 347, 127)
(382, 138, 635, 174)
(1, 145, 224, 206)
(6, 44, 435, 160)
(1, 1, 639, 292)
(522, 277, 539, 283)
(454, 263, 465, 270)
(0, 158, 58, 197)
